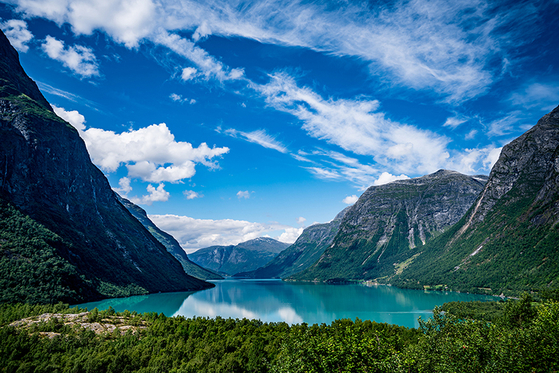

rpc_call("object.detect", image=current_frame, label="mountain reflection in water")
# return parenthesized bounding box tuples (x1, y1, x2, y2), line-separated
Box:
(77, 279, 496, 328)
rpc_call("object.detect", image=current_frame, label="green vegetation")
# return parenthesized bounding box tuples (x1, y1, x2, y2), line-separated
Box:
(1, 297, 559, 372)
(0, 198, 160, 304)
(392, 173, 559, 296)
(0, 198, 97, 304)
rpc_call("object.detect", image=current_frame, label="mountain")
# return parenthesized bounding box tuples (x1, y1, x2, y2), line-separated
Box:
(189, 237, 289, 276)
(0, 30, 212, 304)
(234, 208, 350, 279)
(117, 196, 223, 280)
(392, 106, 559, 295)
(291, 170, 488, 282)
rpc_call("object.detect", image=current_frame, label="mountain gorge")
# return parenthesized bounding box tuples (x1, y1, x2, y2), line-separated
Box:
(189, 238, 289, 276)
(291, 170, 488, 282)
(0, 30, 212, 304)
(235, 207, 350, 279)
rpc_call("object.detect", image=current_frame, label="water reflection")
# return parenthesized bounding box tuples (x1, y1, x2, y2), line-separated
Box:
(76, 280, 496, 328)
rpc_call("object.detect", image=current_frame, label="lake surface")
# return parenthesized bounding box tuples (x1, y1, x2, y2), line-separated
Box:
(77, 279, 497, 328)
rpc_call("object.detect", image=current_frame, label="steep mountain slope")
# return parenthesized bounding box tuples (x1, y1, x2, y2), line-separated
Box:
(189, 238, 289, 276)
(235, 208, 350, 279)
(0, 30, 212, 303)
(393, 106, 559, 295)
(117, 196, 223, 280)
(292, 170, 487, 282)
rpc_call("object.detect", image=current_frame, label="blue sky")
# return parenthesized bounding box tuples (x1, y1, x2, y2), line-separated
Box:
(1, 0, 558, 252)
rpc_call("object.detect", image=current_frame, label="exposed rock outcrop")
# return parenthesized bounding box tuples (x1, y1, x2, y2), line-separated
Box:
(291, 170, 487, 282)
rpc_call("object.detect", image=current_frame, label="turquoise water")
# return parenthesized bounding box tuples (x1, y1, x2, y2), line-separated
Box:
(77, 280, 497, 328)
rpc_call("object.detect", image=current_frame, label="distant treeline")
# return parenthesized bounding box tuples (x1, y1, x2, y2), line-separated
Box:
(1, 295, 559, 372)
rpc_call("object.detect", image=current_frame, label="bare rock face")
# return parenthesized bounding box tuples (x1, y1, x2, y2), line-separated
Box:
(392, 106, 559, 295)
(0, 30, 212, 303)
(235, 207, 350, 279)
(291, 170, 487, 282)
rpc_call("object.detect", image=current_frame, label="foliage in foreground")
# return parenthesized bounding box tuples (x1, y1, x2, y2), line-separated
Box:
(1, 296, 558, 373)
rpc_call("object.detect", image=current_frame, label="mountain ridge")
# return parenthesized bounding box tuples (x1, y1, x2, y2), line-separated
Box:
(291, 170, 488, 282)
(189, 237, 289, 276)
(0, 29, 212, 303)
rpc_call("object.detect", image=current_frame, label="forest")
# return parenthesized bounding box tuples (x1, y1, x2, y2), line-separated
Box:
(1, 294, 558, 373)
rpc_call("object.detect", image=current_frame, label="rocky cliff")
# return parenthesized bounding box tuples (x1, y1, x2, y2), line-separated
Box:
(189, 237, 289, 276)
(291, 170, 487, 282)
(0, 30, 212, 303)
(235, 208, 350, 279)
(393, 106, 559, 295)
(117, 196, 223, 281)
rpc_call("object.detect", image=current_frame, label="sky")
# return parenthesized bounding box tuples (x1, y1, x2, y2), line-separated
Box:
(1, 0, 558, 253)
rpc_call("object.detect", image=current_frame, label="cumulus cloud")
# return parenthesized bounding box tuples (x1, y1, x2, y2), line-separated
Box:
(223, 128, 288, 153)
(255, 73, 450, 175)
(52, 105, 86, 130)
(373, 172, 410, 186)
(183, 190, 201, 200)
(277, 227, 304, 244)
(181, 67, 197, 81)
(149, 214, 300, 252)
(41, 36, 99, 78)
(130, 183, 170, 205)
(52, 105, 229, 183)
(342, 195, 358, 205)
(448, 146, 502, 174)
(237, 190, 250, 199)
(114, 176, 132, 194)
(169, 93, 196, 104)
(296, 217, 306, 224)
(1, 19, 33, 52)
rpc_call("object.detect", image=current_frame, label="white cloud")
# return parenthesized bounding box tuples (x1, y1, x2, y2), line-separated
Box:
(224, 128, 288, 153)
(255, 73, 450, 175)
(183, 190, 201, 200)
(12, 0, 157, 48)
(443, 115, 468, 129)
(130, 183, 170, 205)
(149, 214, 299, 252)
(52, 106, 229, 183)
(509, 82, 559, 112)
(153, 30, 245, 83)
(169, 93, 196, 104)
(181, 67, 198, 81)
(373, 172, 410, 186)
(448, 146, 502, 174)
(11, 0, 539, 100)
(277, 227, 303, 244)
(237, 190, 250, 199)
(52, 104, 86, 130)
(41, 35, 99, 78)
(114, 176, 132, 194)
(1, 19, 33, 52)
(296, 217, 306, 224)
(342, 195, 358, 205)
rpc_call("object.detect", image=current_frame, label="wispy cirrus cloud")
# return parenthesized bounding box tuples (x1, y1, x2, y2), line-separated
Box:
(9, 0, 542, 100)
(222, 128, 288, 153)
(255, 73, 450, 176)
